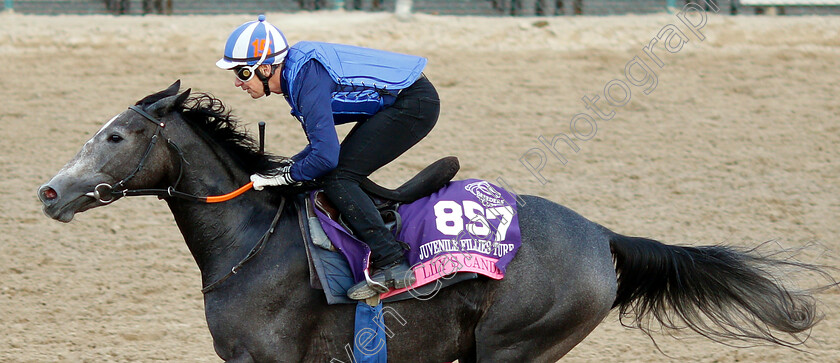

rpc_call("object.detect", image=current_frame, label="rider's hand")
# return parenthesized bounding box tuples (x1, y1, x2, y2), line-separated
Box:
(251, 163, 295, 190)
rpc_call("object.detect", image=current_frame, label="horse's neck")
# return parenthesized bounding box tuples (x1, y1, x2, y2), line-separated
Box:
(163, 134, 287, 284)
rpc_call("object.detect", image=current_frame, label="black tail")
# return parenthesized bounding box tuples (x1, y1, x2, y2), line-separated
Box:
(609, 234, 832, 349)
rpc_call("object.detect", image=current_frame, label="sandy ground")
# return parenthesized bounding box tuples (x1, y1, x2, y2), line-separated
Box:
(1, 9, 839, 363)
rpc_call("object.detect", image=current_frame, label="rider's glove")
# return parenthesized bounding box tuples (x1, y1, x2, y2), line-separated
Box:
(250, 163, 295, 190)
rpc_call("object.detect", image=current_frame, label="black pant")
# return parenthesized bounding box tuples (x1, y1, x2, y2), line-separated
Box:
(322, 75, 440, 269)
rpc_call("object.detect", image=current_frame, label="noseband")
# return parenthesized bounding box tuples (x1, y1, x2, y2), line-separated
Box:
(86, 105, 253, 204)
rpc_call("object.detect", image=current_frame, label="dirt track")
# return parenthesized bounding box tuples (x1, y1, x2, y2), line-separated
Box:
(1, 10, 839, 362)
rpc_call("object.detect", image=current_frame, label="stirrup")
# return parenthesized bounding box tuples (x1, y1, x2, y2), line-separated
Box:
(364, 269, 389, 294)
(347, 273, 383, 300)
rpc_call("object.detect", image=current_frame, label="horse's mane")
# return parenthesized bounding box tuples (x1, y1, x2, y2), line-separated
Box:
(137, 90, 282, 175)
(182, 94, 282, 175)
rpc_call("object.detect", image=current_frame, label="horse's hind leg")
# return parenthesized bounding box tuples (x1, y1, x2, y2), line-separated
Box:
(473, 275, 614, 362)
(472, 198, 618, 362)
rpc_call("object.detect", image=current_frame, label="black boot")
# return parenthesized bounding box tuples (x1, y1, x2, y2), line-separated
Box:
(347, 258, 416, 300)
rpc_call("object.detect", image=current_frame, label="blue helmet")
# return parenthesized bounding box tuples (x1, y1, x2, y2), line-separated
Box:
(216, 14, 289, 70)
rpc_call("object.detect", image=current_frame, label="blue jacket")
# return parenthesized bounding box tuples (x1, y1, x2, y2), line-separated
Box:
(280, 41, 427, 181)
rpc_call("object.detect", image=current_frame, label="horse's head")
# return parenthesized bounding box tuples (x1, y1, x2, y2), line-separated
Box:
(38, 81, 190, 222)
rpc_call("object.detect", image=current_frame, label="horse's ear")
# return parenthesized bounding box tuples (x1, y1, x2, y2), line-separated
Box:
(136, 80, 181, 107)
(175, 88, 191, 107)
(164, 80, 181, 96)
(144, 86, 190, 117)
(146, 95, 181, 117)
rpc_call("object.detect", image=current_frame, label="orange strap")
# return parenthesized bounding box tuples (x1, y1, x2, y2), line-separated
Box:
(205, 182, 254, 203)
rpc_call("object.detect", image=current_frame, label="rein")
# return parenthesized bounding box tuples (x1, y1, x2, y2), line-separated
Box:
(201, 196, 286, 294)
(86, 105, 254, 204)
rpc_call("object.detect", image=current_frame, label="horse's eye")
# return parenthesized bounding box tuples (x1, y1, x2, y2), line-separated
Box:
(108, 134, 123, 143)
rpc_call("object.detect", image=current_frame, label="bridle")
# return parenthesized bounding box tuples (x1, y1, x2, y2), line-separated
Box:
(85, 105, 254, 204)
(86, 104, 282, 294)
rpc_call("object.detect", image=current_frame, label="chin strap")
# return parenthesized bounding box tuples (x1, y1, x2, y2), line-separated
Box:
(257, 64, 281, 98)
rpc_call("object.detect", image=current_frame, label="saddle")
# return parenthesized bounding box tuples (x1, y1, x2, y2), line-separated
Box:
(361, 155, 461, 203)
(313, 156, 460, 239)
(298, 156, 479, 304)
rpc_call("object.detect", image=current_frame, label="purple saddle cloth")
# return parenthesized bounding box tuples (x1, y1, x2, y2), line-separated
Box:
(311, 179, 522, 299)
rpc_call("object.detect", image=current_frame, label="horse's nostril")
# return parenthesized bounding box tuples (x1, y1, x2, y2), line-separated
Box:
(42, 186, 58, 200)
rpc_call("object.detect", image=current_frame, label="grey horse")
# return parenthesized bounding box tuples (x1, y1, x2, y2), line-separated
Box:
(38, 81, 827, 362)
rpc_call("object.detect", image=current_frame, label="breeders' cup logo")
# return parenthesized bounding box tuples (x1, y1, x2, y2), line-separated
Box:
(465, 181, 505, 207)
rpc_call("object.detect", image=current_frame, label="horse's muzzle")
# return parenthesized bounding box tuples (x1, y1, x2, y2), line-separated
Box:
(38, 182, 101, 223)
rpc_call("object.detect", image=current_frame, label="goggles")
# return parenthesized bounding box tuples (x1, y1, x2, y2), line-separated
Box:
(233, 35, 272, 82)
(234, 65, 258, 82)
